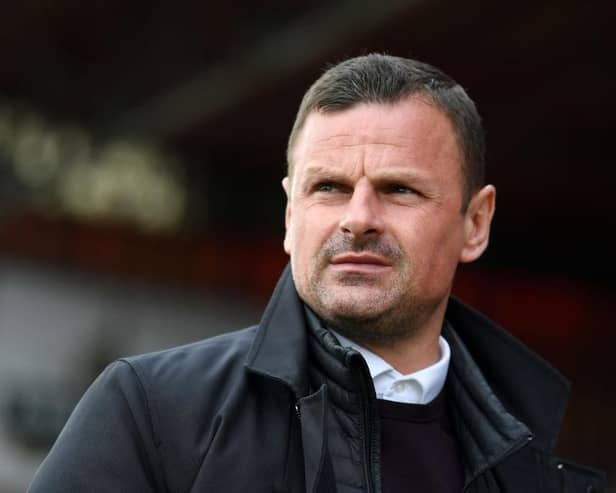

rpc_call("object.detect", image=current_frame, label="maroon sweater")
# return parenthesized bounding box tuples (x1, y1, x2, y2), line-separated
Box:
(378, 389, 464, 492)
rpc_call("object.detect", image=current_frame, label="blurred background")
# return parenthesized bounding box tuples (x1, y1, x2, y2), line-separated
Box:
(0, 0, 614, 490)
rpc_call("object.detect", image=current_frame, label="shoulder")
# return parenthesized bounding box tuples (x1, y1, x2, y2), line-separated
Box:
(74, 325, 260, 435)
(119, 325, 259, 392)
(28, 327, 261, 492)
(103, 326, 263, 480)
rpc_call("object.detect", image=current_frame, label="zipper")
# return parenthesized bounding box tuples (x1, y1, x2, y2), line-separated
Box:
(354, 356, 377, 493)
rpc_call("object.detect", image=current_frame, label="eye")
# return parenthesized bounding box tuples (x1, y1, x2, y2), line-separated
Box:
(386, 184, 416, 195)
(315, 182, 339, 193)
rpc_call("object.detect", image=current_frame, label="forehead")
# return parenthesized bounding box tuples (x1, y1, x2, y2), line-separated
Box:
(291, 98, 462, 179)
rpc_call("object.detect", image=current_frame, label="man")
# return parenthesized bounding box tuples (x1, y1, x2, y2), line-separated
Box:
(29, 54, 606, 492)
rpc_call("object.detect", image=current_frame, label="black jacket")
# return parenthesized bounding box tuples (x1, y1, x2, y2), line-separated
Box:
(29, 266, 607, 492)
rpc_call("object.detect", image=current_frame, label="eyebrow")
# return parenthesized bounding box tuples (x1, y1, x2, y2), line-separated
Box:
(297, 166, 342, 193)
(374, 167, 429, 183)
(302, 164, 429, 184)
(302, 165, 338, 179)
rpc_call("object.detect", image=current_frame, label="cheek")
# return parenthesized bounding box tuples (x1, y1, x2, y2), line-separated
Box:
(422, 224, 466, 276)
(402, 214, 464, 266)
(285, 211, 312, 258)
(288, 212, 336, 276)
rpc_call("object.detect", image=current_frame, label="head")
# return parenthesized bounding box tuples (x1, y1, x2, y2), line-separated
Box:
(283, 54, 495, 344)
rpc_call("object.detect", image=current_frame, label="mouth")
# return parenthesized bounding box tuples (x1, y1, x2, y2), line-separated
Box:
(329, 253, 392, 273)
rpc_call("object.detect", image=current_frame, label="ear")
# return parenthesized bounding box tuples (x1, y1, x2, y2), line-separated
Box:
(459, 185, 496, 263)
(282, 176, 292, 255)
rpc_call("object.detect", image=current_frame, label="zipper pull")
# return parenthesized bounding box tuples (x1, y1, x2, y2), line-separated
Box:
(294, 402, 301, 419)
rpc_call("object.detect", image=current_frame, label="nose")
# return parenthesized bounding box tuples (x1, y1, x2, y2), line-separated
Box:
(339, 180, 384, 237)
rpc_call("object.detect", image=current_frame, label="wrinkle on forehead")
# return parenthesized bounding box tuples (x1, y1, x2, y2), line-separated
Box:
(301, 111, 455, 152)
(289, 99, 463, 191)
(310, 136, 408, 149)
(301, 163, 433, 185)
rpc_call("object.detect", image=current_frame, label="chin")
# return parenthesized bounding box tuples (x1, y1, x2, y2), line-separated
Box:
(321, 303, 413, 344)
(319, 293, 393, 323)
(327, 284, 382, 304)
(302, 278, 406, 326)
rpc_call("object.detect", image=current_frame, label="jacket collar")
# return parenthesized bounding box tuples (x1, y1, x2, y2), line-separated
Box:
(245, 264, 310, 398)
(445, 297, 570, 454)
(246, 265, 570, 454)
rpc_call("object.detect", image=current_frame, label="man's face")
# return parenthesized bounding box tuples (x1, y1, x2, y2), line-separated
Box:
(283, 97, 490, 342)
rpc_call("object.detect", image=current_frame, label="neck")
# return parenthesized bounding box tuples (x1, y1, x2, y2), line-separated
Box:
(345, 302, 447, 375)
(361, 332, 441, 375)
(305, 296, 449, 375)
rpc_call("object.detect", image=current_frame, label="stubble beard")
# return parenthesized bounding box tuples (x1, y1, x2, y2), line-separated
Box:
(302, 234, 431, 346)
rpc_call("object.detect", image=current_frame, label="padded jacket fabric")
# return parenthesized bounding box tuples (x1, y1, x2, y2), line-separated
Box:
(28, 266, 607, 492)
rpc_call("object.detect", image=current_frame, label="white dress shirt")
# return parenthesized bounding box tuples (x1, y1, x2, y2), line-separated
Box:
(331, 331, 451, 405)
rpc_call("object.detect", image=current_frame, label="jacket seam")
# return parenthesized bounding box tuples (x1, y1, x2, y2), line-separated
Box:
(282, 395, 296, 492)
(120, 359, 162, 446)
(187, 414, 223, 491)
(117, 359, 169, 491)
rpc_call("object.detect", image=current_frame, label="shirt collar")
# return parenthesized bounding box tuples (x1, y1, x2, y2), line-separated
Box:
(331, 330, 451, 404)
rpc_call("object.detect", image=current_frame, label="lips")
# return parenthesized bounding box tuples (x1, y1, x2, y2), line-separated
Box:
(330, 253, 392, 266)
(329, 253, 393, 274)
